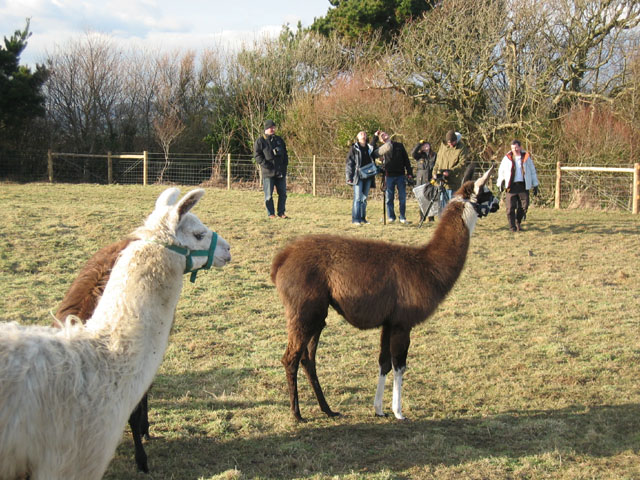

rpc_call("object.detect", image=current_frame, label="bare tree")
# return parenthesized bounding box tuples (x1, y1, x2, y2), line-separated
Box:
(383, 0, 505, 148)
(230, 27, 347, 149)
(153, 109, 185, 183)
(382, 0, 640, 151)
(152, 53, 186, 182)
(45, 32, 124, 154)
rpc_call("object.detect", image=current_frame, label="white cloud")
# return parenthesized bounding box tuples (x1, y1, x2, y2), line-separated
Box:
(1, 0, 329, 66)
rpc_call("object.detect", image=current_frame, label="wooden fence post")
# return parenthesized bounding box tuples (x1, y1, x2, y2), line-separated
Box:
(143, 151, 148, 186)
(47, 150, 53, 183)
(633, 162, 639, 215)
(227, 154, 231, 190)
(313, 155, 316, 196)
(107, 151, 113, 184)
(555, 161, 562, 209)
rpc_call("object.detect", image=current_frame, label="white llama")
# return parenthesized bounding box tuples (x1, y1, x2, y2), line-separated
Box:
(0, 187, 231, 480)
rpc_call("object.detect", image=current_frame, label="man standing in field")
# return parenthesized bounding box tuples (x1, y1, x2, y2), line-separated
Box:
(375, 129, 413, 224)
(254, 119, 289, 219)
(433, 130, 472, 206)
(497, 139, 540, 232)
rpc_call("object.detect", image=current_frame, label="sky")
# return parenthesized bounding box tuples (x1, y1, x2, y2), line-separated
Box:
(0, 0, 332, 67)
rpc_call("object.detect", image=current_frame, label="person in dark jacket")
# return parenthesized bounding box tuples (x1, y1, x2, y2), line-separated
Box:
(412, 140, 437, 221)
(411, 140, 436, 187)
(376, 130, 413, 223)
(346, 131, 388, 225)
(254, 119, 289, 218)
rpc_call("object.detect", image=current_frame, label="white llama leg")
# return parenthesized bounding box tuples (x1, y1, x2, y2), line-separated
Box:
(392, 366, 406, 420)
(374, 372, 386, 416)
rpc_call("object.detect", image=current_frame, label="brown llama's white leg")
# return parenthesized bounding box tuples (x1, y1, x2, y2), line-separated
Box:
(374, 325, 392, 417)
(392, 366, 407, 420)
(390, 326, 410, 420)
(374, 373, 387, 416)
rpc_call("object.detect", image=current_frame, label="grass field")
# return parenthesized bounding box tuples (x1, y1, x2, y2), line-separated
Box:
(0, 183, 638, 480)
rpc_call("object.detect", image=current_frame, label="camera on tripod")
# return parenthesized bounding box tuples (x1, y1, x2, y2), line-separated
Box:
(434, 169, 452, 185)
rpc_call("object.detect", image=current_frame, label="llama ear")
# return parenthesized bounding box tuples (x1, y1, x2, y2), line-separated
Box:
(175, 189, 205, 221)
(156, 187, 181, 209)
(474, 165, 494, 190)
(461, 162, 477, 183)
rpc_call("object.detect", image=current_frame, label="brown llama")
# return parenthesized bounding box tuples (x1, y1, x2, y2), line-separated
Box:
(54, 237, 152, 473)
(271, 167, 498, 421)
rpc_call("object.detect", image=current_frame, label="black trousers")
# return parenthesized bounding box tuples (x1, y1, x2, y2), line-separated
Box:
(505, 182, 529, 230)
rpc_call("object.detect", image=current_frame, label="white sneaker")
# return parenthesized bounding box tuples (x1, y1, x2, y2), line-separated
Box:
(399, 218, 407, 224)
(387, 218, 396, 223)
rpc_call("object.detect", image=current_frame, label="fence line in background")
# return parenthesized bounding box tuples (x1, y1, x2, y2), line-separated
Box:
(3, 151, 634, 213)
(48, 150, 148, 185)
(555, 162, 639, 214)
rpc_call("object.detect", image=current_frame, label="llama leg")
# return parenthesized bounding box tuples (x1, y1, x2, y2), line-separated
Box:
(301, 327, 339, 418)
(282, 341, 306, 421)
(141, 392, 150, 439)
(128, 403, 149, 473)
(282, 301, 330, 421)
(374, 325, 392, 417)
(390, 327, 411, 420)
(392, 366, 407, 420)
(374, 373, 387, 417)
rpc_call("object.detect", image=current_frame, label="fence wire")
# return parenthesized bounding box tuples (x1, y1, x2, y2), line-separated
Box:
(0, 151, 635, 212)
(557, 169, 635, 211)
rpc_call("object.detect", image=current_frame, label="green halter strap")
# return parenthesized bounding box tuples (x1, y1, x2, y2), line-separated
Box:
(164, 231, 218, 283)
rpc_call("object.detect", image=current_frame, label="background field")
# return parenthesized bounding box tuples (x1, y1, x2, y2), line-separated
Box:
(0, 183, 638, 480)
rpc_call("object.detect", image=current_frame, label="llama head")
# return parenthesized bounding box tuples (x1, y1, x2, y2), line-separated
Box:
(140, 188, 231, 275)
(456, 166, 499, 218)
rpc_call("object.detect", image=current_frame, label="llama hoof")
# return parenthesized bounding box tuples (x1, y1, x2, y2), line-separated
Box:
(375, 412, 389, 418)
(136, 459, 149, 473)
(325, 410, 341, 418)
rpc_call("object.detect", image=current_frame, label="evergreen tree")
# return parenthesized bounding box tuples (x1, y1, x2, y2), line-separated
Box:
(0, 19, 49, 141)
(311, 0, 435, 44)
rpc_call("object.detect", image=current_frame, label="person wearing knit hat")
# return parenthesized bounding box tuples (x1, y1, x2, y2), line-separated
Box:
(433, 129, 471, 207)
(254, 119, 289, 218)
(445, 130, 458, 144)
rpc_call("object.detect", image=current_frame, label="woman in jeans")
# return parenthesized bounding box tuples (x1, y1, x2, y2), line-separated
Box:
(345, 131, 388, 225)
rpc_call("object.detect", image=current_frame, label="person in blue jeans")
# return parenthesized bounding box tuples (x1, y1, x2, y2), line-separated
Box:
(375, 130, 413, 223)
(345, 131, 388, 225)
(254, 119, 289, 218)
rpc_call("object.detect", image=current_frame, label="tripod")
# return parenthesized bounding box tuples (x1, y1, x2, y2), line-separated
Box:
(416, 179, 448, 227)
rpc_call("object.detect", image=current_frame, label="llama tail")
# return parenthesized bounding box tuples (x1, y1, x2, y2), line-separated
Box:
(270, 248, 289, 285)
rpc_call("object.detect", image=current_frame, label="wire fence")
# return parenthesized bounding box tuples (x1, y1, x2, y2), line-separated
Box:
(0, 150, 637, 212)
(557, 167, 638, 211)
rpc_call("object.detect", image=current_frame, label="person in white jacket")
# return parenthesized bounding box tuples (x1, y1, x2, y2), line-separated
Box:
(496, 139, 539, 232)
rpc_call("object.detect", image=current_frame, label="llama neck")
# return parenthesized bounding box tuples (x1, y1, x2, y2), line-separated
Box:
(85, 241, 184, 395)
(423, 199, 475, 293)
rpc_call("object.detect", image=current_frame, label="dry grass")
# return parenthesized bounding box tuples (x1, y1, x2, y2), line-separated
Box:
(0, 183, 638, 480)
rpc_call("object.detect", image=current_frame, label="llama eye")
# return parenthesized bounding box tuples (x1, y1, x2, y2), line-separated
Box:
(194, 232, 205, 241)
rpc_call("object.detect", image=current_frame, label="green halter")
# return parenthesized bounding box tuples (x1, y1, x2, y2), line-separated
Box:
(164, 231, 218, 283)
